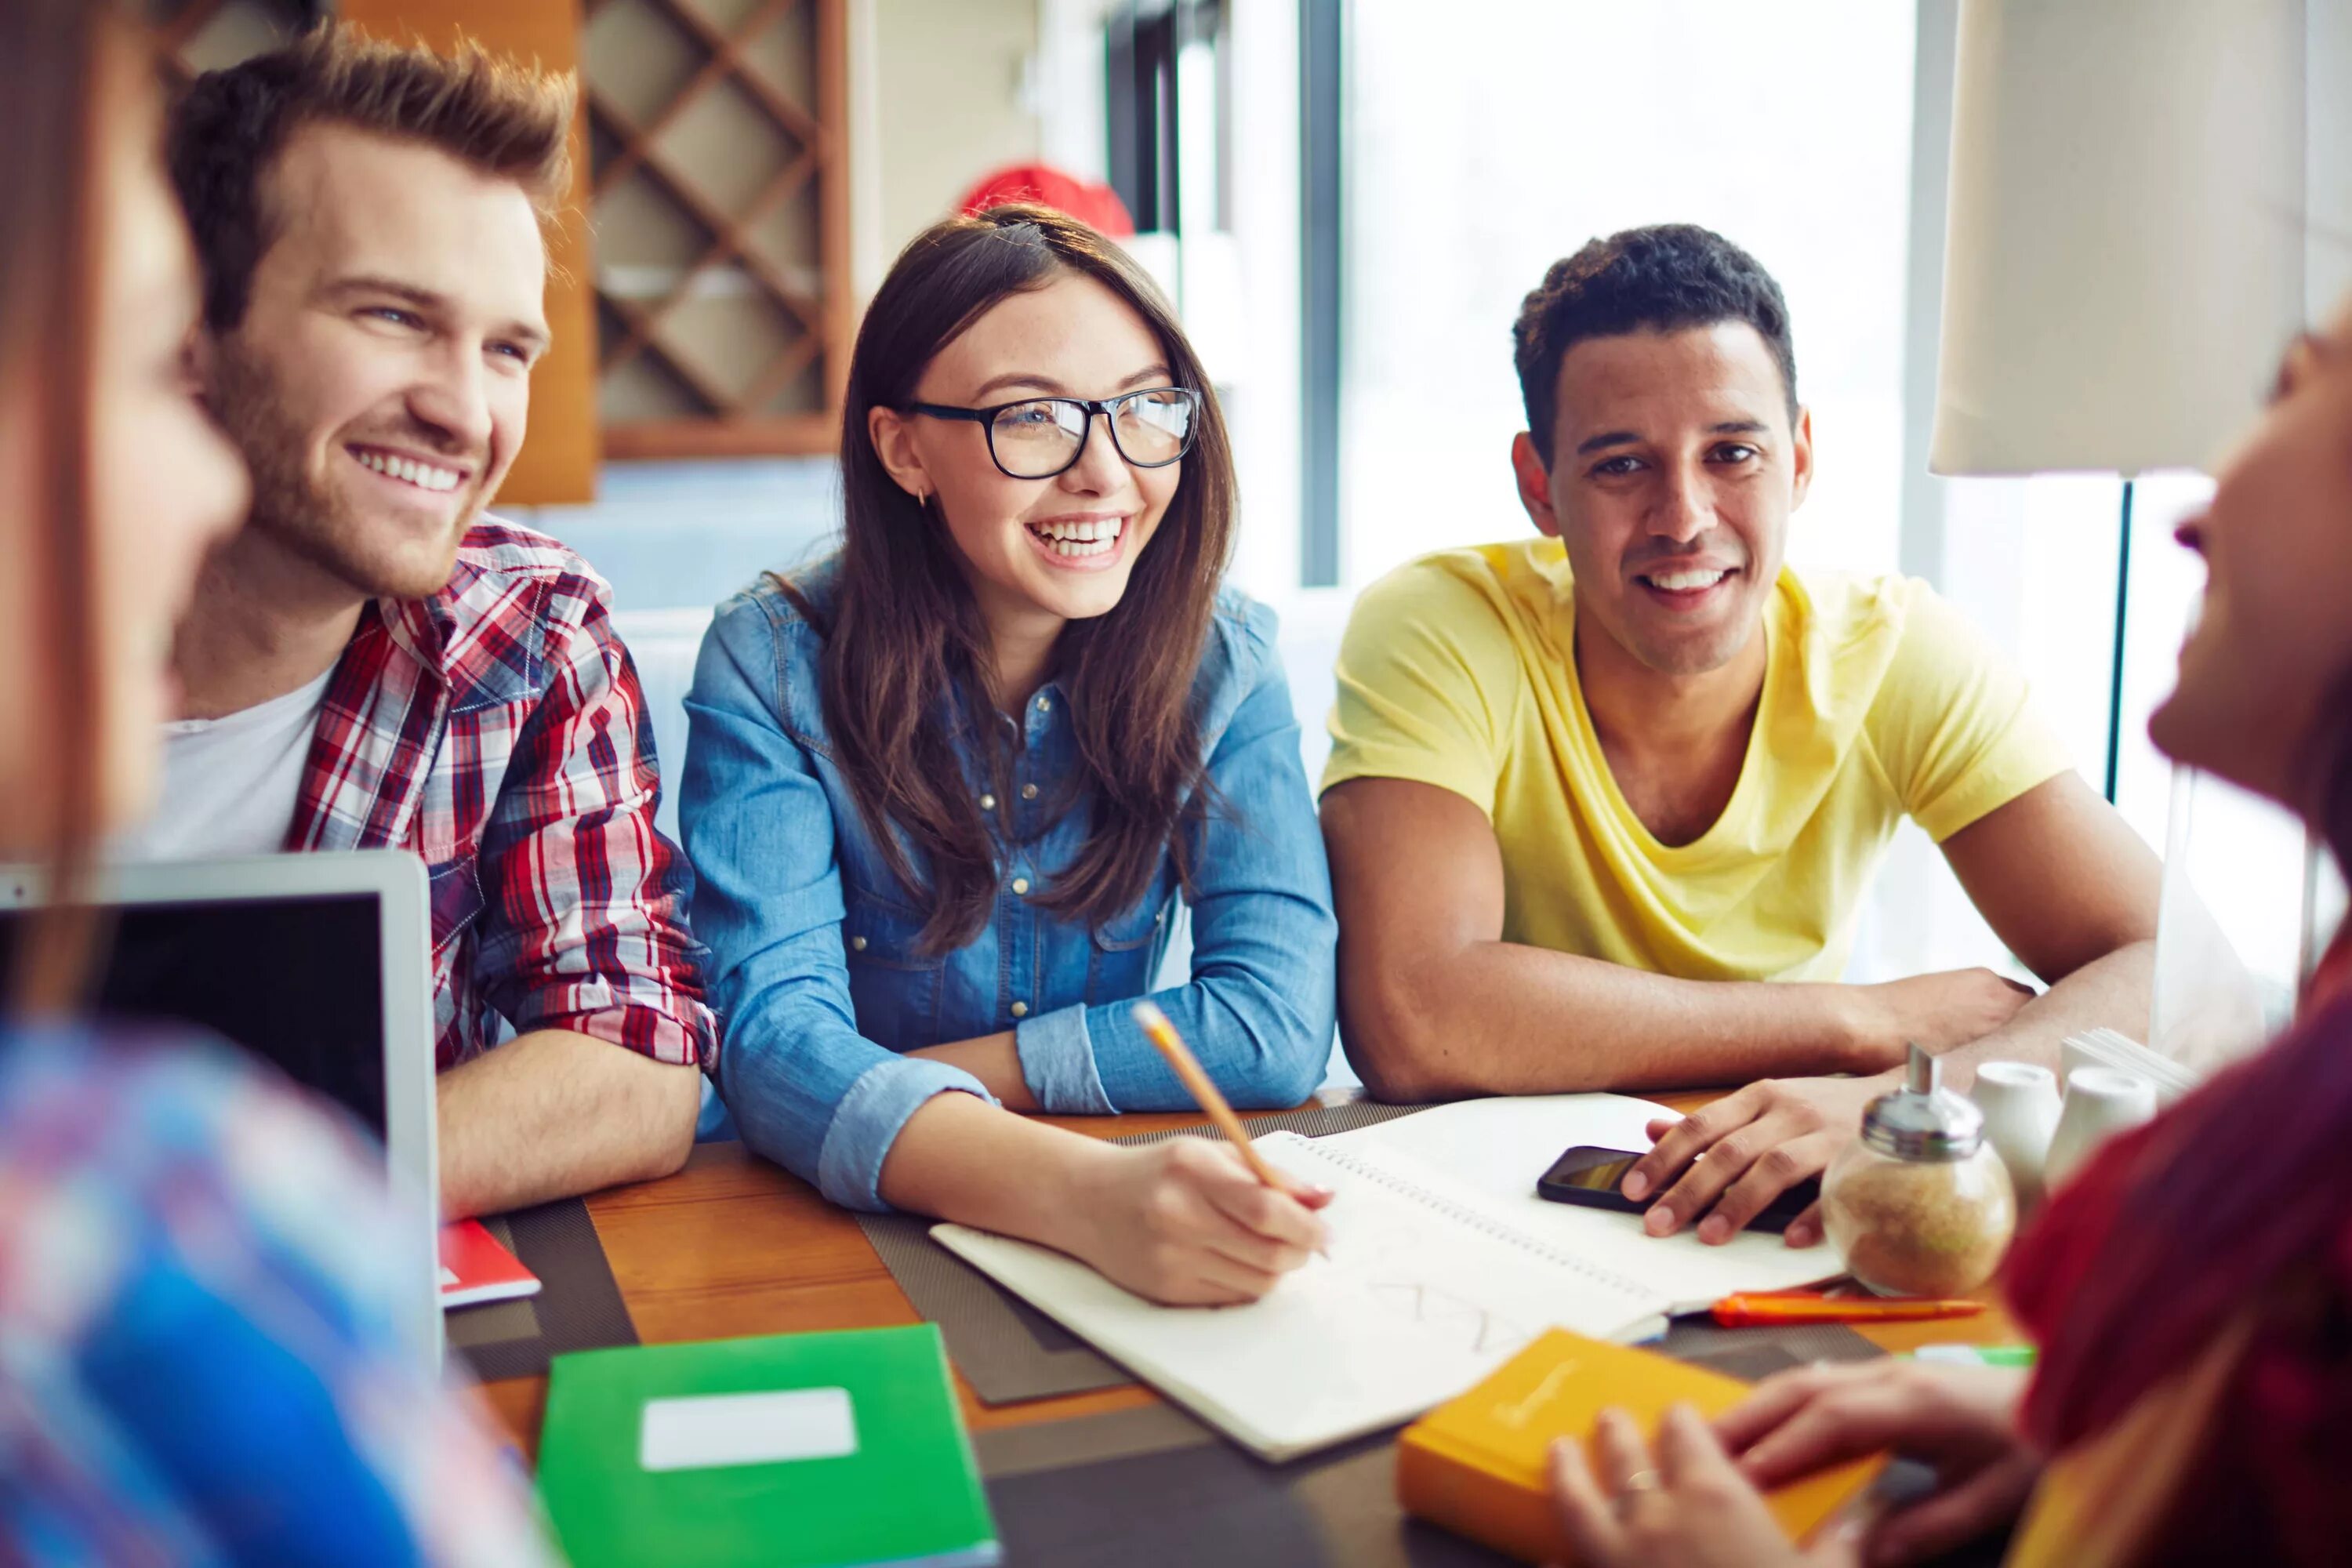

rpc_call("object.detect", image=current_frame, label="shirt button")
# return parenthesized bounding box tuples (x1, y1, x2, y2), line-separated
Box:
(1036, 696, 1051, 713)
(1011, 1000, 1029, 1018)
(850, 936, 867, 952)
(979, 793, 997, 811)
(1011, 877, 1031, 895)
(1021, 783, 1038, 800)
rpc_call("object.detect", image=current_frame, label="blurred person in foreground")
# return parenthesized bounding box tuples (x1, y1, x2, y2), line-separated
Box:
(1537, 299, 2352, 1567)
(0, 2, 548, 1559)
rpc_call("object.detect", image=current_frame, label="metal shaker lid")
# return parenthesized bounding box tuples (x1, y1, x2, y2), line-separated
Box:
(1858, 1043, 1984, 1162)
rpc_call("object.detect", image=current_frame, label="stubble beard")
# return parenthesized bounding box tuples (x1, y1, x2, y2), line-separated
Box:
(205, 343, 474, 602)
(1628, 564, 1772, 678)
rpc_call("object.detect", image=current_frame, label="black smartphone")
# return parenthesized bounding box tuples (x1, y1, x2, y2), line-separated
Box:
(1535, 1145, 1820, 1234)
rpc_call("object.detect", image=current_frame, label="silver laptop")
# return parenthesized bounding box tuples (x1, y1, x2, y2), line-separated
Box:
(0, 851, 441, 1367)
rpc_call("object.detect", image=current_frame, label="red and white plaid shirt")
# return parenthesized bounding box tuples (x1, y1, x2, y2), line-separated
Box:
(288, 518, 713, 1073)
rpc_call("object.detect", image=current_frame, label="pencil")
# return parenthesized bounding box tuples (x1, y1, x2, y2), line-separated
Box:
(1130, 1000, 1297, 1195)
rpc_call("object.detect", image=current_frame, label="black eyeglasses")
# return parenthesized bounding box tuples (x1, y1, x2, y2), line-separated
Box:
(904, 387, 1201, 480)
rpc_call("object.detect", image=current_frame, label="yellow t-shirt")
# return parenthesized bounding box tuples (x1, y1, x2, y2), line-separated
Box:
(1320, 539, 2073, 982)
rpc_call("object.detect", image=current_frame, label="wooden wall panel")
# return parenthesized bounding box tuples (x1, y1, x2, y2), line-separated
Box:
(579, 0, 848, 458)
(339, 0, 601, 506)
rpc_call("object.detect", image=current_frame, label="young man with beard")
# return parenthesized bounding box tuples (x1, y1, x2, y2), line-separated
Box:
(135, 27, 713, 1218)
(1321, 225, 2163, 1247)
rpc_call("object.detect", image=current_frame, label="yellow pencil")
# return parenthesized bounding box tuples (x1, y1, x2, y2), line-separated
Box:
(1130, 1000, 1302, 1196)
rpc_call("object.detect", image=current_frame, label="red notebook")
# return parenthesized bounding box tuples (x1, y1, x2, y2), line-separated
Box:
(438, 1220, 542, 1309)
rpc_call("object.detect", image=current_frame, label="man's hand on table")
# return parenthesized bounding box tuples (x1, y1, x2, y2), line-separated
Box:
(1619, 965, 2036, 1247)
(1621, 1075, 1885, 1249)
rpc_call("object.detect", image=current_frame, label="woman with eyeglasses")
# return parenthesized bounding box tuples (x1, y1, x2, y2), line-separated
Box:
(683, 205, 1338, 1304)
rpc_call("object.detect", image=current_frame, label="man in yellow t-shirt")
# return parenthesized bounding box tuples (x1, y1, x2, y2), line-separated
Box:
(1320, 224, 2161, 1247)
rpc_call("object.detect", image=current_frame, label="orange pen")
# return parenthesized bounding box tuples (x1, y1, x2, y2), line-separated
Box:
(1708, 1292, 1985, 1328)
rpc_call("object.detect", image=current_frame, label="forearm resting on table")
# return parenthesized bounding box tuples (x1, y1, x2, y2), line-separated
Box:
(437, 1027, 702, 1218)
(909, 1032, 1036, 1111)
(1923, 771, 2163, 1086)
(1344, 939, 1890, 1102)
(1919, 938, 2155, 1089)
(876, 1091, 1106, 1246)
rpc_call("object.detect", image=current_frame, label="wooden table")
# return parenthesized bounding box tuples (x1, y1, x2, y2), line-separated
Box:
(479, 1090, 2021, 1461)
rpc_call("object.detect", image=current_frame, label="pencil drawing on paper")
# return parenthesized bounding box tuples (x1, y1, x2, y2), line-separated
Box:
(1315, 1210, 1535, 1356)
(1363, 1280, 1534, 1356)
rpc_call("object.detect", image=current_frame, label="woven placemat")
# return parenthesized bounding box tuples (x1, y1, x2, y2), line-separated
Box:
(970, 1327, 1893, 1568)
(446, 1195, 637, 1381)
(982, 1433, 1979, 1568)
(1656, 1318, 1882, 1381)
(978, 1410, 1501, 1568)
(857, 1101, 1432, 1403)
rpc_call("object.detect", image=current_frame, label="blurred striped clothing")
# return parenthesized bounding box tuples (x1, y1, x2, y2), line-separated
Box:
(0, 1022, 552, 1565)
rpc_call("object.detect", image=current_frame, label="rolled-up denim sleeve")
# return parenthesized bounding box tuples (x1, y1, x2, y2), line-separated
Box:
(1012, 1003, 1116, 1114)
(681, 599, 991, 1210)
(1017, 619, 1338, 1112)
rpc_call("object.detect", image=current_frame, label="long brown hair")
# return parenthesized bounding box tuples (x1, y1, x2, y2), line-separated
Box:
(2304, 669, 2352, 877)
(789, 205, 1237, 953)
(0, 0, 125, 1014)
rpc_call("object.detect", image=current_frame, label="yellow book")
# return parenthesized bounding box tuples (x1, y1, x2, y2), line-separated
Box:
(1397, 1329, 1886, 1564)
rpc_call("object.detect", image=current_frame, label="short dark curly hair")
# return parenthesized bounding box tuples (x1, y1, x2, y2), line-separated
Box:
(1512, 223, 1798, 466)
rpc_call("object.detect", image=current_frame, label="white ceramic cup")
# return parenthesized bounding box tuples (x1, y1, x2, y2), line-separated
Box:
(1969, 1061, 2063, 1209)
(2042, 1066, 2160, 1192)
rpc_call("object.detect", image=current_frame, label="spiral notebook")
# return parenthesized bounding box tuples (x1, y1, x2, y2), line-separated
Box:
(933, 1100, 1836, 1462)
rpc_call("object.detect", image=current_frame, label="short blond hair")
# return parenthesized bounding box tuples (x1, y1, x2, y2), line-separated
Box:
(167, 22, 575, 328)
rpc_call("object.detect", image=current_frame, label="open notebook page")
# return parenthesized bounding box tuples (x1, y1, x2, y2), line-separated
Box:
(1319, 1094, 1842, 1311)
(932, 1131, 1668, 1462)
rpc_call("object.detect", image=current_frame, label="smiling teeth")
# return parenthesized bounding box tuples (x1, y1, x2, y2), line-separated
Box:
(1647, 568, 1730, 592)
(1029, 516, 1124, 557)
(354, 448, 462, 493)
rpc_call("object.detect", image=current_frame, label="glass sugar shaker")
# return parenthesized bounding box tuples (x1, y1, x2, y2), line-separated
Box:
(1821, 1044, 2016, 1298)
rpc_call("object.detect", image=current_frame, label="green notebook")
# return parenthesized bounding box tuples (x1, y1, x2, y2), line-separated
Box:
(535, 1325, 1000, 1568)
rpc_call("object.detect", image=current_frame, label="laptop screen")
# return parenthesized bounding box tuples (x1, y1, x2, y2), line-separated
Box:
(0, 893, 390, 1138)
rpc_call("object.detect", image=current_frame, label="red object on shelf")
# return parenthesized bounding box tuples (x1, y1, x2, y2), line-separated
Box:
(956, 164, 1137, 238)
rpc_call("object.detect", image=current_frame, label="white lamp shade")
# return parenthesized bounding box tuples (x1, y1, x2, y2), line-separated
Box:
(1931, 0, 2305, 477)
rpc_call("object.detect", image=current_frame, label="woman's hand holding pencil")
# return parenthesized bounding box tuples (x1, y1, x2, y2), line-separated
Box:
(1069, 1138, 1334, 1305)
(1048, 1002, 1335, 1306)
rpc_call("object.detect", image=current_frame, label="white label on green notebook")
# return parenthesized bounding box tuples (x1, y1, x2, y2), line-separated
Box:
(638, 1387, 858, 1472)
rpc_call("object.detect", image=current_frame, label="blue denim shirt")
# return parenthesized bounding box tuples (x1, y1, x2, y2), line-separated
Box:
(681, 558, 1338, 1210)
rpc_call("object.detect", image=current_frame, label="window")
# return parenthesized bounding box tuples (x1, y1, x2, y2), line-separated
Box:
(1935, 469, 2316, 1046)
(1338, 0, 1918, 589)
(1050, 0, 2330, 1030)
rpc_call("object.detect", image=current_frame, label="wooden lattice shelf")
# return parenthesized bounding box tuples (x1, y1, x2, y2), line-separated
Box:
(156, 0, 851, 467)
(583, 0, 851, 458)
